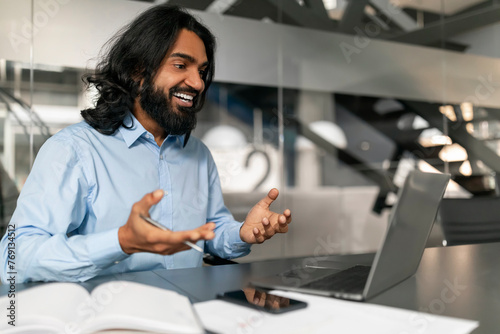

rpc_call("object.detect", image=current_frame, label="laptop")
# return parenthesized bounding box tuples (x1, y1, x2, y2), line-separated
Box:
(251, 170, 450, 301)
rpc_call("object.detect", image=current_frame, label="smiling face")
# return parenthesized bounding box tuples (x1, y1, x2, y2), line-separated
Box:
(138, 29, 209, 136)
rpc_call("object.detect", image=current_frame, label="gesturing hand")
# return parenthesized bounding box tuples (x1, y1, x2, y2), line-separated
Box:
(240, 188, 292, 244)
(118, 189, 215, 255)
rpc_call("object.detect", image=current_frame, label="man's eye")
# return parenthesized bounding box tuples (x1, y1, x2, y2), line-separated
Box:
(199, 69, 207, 76)
(174, 64, 185, 69)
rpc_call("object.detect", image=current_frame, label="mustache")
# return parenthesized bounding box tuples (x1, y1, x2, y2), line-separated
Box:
(169, 86, 200, 98)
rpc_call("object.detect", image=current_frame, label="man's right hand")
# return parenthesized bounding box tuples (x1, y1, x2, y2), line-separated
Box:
(118, 189, 215, 255)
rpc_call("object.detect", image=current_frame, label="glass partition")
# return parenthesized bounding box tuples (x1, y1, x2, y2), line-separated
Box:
(1, 0, 499, 257)
(0, 0, 33, 236)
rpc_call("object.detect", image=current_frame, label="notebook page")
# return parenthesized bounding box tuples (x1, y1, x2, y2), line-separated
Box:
(0, 283, 90, 333)
(81, 281, 203, 334)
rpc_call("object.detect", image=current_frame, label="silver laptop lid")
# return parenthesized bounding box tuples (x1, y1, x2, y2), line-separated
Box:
(364, 170, 450, 299)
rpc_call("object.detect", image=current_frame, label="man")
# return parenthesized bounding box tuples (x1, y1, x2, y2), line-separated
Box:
(0, 5, 291, 283)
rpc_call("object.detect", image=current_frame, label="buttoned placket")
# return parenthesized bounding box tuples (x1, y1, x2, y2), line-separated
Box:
(159, 136, 175, 269)
(141, 132, 175, 269)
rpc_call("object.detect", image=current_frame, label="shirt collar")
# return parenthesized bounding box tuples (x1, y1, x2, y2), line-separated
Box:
(119, 113, 147, 148)
(119, 113, 190, 148)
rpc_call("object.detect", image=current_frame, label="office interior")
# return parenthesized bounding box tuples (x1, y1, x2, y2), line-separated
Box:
(1, 0, 500, 265)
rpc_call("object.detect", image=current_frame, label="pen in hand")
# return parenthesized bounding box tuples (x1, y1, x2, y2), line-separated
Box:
(139, 214, 207, 256)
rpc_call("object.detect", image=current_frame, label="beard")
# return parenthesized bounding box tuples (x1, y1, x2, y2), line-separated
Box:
(139, 84, 201, 136)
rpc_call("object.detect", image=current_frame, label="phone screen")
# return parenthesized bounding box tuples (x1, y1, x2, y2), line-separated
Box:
(217, 287, 307, 314)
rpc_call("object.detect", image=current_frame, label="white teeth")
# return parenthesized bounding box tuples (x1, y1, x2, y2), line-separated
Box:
(173, 93, 193, 101)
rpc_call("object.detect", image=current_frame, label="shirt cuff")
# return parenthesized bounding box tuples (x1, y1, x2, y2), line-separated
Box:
(228, 222, 252, 255)
(88, 227, 129, 268)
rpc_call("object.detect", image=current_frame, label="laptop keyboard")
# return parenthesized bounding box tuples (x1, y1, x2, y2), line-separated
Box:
(279, 267, 309, 278)
(299, 265, 371, 293)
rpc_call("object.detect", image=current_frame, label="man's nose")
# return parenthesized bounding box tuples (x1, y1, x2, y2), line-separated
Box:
(185, 69, 205, 92)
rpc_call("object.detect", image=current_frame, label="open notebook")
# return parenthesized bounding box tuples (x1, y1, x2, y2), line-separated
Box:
(0, 280, 204, 334)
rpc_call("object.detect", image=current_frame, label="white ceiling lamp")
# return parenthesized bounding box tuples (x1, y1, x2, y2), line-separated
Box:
(202, 125, 247, 149)
(373, 99, 404, 115)
(418, 128, 452, 147)
(397, 114, 429, 130)
(322, 0, 338, 10)
(461, 102, 474, 122)
(418, 160, 471, 198)
(459, 160, 473, 176)
(439, 105, 457, 122)
(309, 120, 347, 149)
(466, 123, 475, 135)
(412, 115, 429, 129)
(323, 0, 347, 20)
(439, 143, 468, 162)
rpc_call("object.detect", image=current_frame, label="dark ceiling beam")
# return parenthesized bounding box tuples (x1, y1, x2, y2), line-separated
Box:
(264, 0, 337, 31)
(403, 101, 500, 173)
(426, 40, 469, 52)
(452, 0, 496, 16)
(166, 0, 215, 11)
(338, 0, 370, 34)
(223, 0, 284, 22)
(390, 4, 500, 46)
(304, 0, 330, 21)
(483, 108, 500, 122)
(370, 0, 418, 31)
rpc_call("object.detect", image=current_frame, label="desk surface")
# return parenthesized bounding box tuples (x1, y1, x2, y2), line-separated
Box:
(3, 243, 499, 334)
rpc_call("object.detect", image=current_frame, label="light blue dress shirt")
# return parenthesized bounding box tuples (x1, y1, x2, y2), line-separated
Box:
(0, 114, 251, 283)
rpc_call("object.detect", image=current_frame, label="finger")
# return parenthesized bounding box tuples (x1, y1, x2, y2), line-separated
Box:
(203, 222, 216, 231)
(278, 214, 288, 225)
(158, 244, 191, 255)
(253, 290, 265, 306)
(283, 209, 292, 224)
(257, 291, 267, 307)
(274, 215, 288, 233)
(280, 296, 290, 307)
(199, 223, 216, 239)
(133, 189, 164, 215)
(253, 227, 265, 244)
(198, 228, 215, 240)
(161, 230, 197, 246)
(257, 188, 279, 209)
(242, 288, 255, 303)
(153, 232, 192, 254)
(182, 228, 215, 243)
(262, 217, 275, 238)
(271, 297, 280, 309)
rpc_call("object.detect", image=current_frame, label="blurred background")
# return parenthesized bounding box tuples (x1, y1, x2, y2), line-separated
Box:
(1, 0, 500, 261)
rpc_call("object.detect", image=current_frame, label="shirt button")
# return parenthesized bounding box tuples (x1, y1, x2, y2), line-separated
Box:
(114, 261, 120, 264)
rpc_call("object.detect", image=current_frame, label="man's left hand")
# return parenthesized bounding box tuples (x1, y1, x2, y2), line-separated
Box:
(240, 188, 292, 244)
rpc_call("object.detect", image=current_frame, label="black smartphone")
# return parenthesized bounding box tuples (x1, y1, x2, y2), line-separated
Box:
(216, 287, 307, 314)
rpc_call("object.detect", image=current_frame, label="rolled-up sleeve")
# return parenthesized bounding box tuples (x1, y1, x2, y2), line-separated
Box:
(204, 152, 251, 259)
(0, 136, 128, 283)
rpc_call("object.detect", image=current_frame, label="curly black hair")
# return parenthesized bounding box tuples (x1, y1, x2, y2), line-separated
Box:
(81, 5, 216, 135)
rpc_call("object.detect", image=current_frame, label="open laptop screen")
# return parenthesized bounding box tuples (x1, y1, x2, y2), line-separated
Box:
(364, 171, 450, 299)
